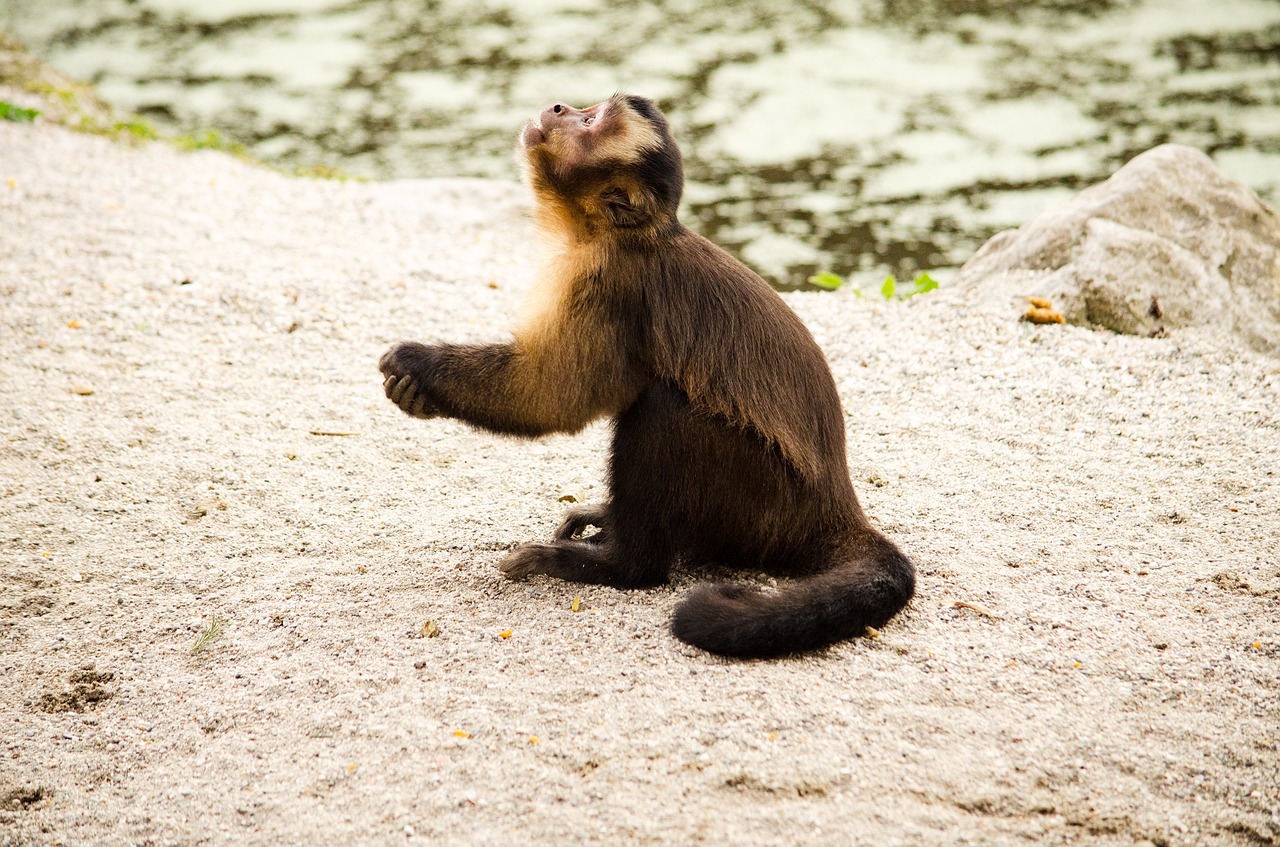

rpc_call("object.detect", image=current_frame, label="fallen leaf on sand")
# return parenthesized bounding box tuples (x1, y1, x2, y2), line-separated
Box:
(1023, 306, 1065, 325)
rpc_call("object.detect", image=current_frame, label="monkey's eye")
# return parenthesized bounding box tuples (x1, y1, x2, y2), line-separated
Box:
(583, 115, 595, 126)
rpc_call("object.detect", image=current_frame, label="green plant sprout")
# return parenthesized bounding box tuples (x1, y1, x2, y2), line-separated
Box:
(0, 101, 40, 122)
(112, 120, 158, 140)
(807, 271, 939, 300)
(808, 272, 844, 291)
(174, 130, 249, 157)
(191, 616, 228, 654)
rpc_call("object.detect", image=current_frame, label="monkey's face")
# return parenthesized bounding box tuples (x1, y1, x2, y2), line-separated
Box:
(520, 94, 684, 232)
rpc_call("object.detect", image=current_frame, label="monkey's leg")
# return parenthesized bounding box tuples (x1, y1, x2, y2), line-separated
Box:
(609, 381, 834, 569)
(554, 505, 611, 543)
(501, 384, 702, 587)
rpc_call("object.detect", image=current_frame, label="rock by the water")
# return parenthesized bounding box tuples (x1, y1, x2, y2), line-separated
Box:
(956, 144, 1280, 354)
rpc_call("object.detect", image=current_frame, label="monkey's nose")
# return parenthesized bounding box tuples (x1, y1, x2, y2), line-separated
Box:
(540, 102, 581, 132)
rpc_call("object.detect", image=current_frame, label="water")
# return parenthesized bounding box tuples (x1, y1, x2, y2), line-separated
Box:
(4, 0, 1279, 287)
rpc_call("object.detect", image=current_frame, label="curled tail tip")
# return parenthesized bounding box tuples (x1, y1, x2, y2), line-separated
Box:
(670, 582, 797, 659)
(670, 583, 752, 641)
(670, 547, 917, 659)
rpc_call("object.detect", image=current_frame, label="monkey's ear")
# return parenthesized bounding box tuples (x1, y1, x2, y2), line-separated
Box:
(600, 187, 647, 229)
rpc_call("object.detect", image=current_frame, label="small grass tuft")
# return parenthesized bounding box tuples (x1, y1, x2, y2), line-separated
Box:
(0, 101, 39, 122)
(808, 270, 941, 299)
(174, 130, 248, 157)
(807, 272, 844, 291)
(192, 615, 228, 654)
(292, 163, 360, 181)
(112, 119, 158, 141)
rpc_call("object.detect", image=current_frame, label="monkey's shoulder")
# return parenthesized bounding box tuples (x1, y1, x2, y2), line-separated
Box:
(640, 233, 824, 354)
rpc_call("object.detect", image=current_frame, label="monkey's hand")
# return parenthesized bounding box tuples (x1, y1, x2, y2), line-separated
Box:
(378, 342, 444, 419)
(554, 505, 610, 544)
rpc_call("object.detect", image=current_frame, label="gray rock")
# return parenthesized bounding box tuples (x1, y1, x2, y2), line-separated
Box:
(956, 144, 1280, 354)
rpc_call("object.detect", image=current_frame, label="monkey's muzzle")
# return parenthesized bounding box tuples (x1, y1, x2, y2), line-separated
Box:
(521, 102, 604, 149)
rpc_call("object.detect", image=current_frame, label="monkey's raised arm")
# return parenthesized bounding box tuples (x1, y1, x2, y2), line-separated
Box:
(378, 304, 645, 437)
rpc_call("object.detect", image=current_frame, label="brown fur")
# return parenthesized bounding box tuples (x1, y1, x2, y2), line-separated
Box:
(379, 94, 915, 657)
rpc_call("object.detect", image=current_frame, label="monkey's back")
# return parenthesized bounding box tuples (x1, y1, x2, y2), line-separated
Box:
(626, 228, 850, 487)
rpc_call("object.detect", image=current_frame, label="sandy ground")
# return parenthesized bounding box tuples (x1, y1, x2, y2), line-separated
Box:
(1, 121, 1278, 847)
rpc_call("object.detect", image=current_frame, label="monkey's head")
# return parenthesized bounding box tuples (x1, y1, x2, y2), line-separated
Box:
(519, 94, 683, 238)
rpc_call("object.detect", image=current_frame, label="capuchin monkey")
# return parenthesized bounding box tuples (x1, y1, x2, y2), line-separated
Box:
(378, 94, 915, 658)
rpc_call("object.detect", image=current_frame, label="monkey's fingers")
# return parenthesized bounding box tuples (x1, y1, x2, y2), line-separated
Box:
(384, 373, 406, 402)
(384, 374, 442, 419)
(396, 378, 419, 411)
(554, 506, 610, 542)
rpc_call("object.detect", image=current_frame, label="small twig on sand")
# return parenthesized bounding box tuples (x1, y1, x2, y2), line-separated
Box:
(948, 600, 999, 619)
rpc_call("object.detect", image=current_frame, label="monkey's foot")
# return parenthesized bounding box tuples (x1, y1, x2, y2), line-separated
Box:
(499, 543, 558, 580)
(499, 540, 668, 587)
(554, 506, 610, 543)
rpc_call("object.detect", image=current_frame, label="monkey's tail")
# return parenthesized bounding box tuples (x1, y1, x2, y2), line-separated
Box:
(670, 536, 915, 658)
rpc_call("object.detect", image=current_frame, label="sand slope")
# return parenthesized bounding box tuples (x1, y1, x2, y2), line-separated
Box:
(1, 122, 1277, 846)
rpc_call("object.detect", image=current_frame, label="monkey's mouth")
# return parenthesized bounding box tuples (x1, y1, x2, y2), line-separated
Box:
(521, 121, 546, 148)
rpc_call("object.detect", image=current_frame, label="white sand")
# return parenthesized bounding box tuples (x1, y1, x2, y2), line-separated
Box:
(1, 122, 1277, 846)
